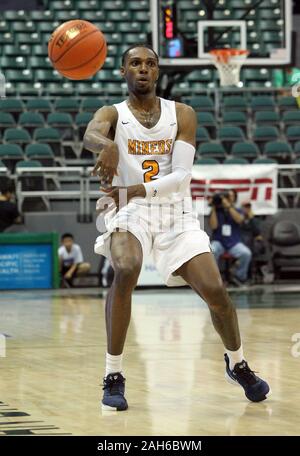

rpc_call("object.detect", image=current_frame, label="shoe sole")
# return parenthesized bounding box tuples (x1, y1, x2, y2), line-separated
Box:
(225, 372, 271, 402)
(101, 402, 128, 411)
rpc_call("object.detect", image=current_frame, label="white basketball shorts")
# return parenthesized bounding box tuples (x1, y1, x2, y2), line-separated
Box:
(94, 201, 211, 287)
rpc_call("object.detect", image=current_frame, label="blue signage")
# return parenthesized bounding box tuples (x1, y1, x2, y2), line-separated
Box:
(0, 244, 53, 289)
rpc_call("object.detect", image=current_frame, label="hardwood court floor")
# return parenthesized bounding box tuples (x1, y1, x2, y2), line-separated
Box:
(0, 286, 299, 436)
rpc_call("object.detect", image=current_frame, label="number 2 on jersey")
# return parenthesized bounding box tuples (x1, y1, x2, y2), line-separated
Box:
(142, 160, 159, 183)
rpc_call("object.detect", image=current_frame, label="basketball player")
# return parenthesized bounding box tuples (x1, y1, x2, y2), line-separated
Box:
(83, 44, 270, 411)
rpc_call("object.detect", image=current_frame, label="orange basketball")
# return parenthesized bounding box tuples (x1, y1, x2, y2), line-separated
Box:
(48, 20, 107, 80)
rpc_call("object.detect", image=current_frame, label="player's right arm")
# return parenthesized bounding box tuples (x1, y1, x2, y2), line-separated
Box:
(83, 106, 119, 184)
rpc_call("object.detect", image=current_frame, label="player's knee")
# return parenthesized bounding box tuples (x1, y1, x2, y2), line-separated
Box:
(114, 257, 142, 288)
(202, 281, 230, 312)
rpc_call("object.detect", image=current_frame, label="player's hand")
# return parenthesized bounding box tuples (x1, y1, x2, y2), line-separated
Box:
(222, 196, 231, 209)
(91, 142, 119, 186)
(64, 271, 73, 280)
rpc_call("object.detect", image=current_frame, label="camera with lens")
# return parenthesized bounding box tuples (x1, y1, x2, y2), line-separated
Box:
(211, 191, 229, 208)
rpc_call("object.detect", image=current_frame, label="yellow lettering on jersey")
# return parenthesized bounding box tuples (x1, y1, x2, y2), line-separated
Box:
(128, 139, 173, 155)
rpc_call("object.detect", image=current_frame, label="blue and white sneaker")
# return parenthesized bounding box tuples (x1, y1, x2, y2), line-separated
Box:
(224, 354, 270, 402)
(102, 372, 128, 411)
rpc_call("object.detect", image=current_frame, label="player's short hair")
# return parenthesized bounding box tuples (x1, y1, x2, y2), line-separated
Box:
(0, 177, 15, 195)
(121, 43, 159, 66)
(61, 233, 74, 240)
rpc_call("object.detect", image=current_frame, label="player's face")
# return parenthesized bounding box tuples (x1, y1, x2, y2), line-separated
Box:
(121, 48, 159, 94)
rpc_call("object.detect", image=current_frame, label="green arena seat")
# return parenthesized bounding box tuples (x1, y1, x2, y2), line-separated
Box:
(282, 111, 300, 128)
(47, 113, 73, 128)
(264, 141, 293, 162)
(25, 143, 55, 166)
(219, 126, 245, 143)
(81, 98, 104, 112)
(231, 142, 259, 159)
(253, 126, 280, 142)
(0, 143, 24, 171)
(222, 111, 248, 129)
(16, 160, 42, 168)
(34, 126, 60, 139)
(34, 127, 61, 156)
(54, 98, 79, 114)
(118, 22, 142, 33)
(80, 11, 106, 21)
(75, 112, 93, 140)
(35, 69, 62, 82)
(278, 96, 298, 111)
(50, 1, 74, 10)
(3, 44, 31, 56)
(194, 157, 220, 165)
(0, 56, 27, 69)
(0, 112, 16, 130)
(6, 69, 33, 83)
(28, 10, 55, 21)
(224, 157, 249, 164)
(0, 144, 23, 158)
(26, 99, 52, 114)
(197, 112, 217, 134)
(294, 141, 300, 157)
(223, 96, 248, 111)
(188, 96, 214, 111)
(250, 96, 275, 111)
(29, 56, 51, 69)
(254, 111, 281, 127)
(127, 0, 148, 10)
(196, 127, 210, 143)
(54, 11, 78, 22)
(4, 128, 31, 144)
(31, 44, 49, 56)
(3, 11, 28, 21)
(19, 112, 45, 135)
(254, 157, 278, 164)
(102, 0, 126, 9)
(76, 1, 100, 11)
(106, 11, 132, 21)
(286, 126, 300, 142)
(14, 22, 36, 33)
(198, 142, 226, 159)
(17, 33, 41, 45)
(0, 33, 14, 44)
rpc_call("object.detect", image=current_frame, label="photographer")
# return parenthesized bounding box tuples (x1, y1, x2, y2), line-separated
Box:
(209, 189, 252, 285)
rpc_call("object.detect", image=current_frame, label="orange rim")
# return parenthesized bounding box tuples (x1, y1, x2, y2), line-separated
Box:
(209, 48, 249, 63)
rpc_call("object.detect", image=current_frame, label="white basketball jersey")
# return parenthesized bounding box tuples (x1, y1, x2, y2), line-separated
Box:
(112, 97, 188, 204)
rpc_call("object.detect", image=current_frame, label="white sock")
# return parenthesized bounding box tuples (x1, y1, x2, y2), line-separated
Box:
(226, 345, 244, 370)
(105, 352, 123, 377)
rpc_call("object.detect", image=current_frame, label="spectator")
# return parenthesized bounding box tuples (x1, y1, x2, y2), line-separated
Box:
(240, 200, 267, 282)
(58, 233, 91, 287)
(209, 189, 252, 285)
(0, 177, 22, 232)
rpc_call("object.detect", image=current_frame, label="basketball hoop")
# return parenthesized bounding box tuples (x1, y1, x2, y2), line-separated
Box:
(209, 49, 249, 87)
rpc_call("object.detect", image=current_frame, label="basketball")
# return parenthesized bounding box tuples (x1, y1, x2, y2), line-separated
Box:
(48, 20, 107, 80)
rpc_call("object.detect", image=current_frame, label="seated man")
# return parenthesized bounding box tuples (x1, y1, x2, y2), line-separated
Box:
(58, 233, 91, 287)
(209, 189, 252, 285)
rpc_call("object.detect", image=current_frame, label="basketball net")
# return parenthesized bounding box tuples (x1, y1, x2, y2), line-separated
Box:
(209, 49, 249, 87)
